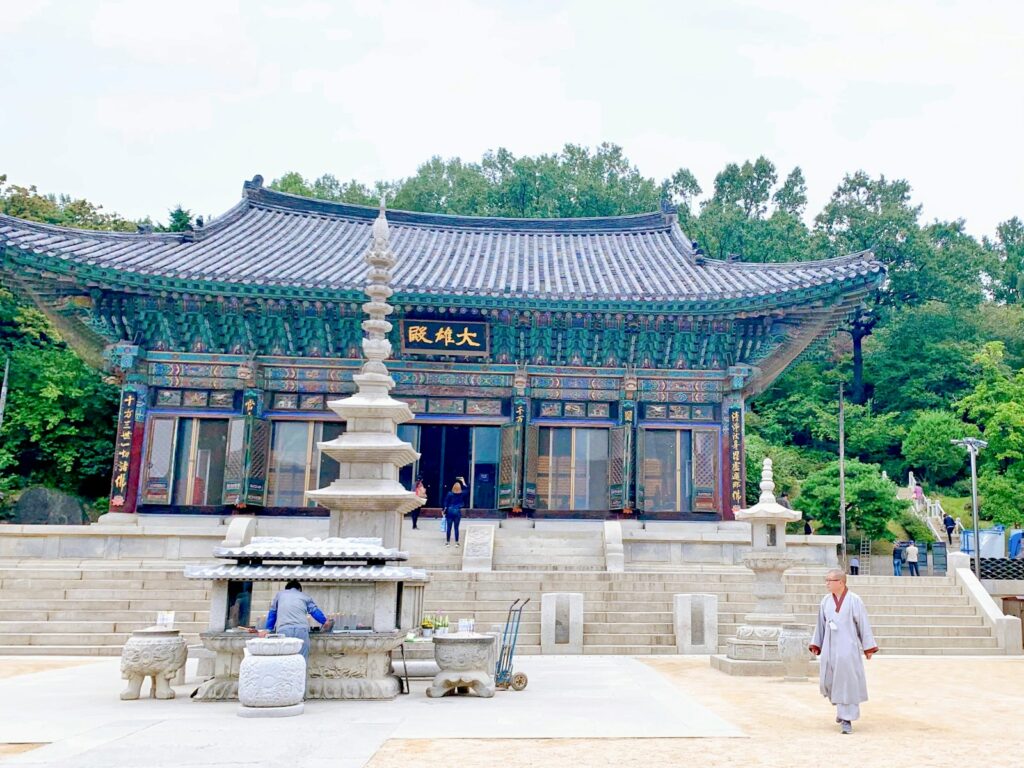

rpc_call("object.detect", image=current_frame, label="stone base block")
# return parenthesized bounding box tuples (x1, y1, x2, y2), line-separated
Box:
(307, 675, 402, 700)
(673, 594, 718, 654)
(541, 592, 584, 654)
(726, 638, 780, 662)
(238, 702, 304, 718)
(710, 654, 817, 677)
(426, 670, 495, 698)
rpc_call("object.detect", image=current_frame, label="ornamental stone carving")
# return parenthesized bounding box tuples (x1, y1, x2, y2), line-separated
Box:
(238, 637, 306, 718)
(120, 628, 187, 700)
(777, 624, 813, 681)
(427, 633, 496, 698)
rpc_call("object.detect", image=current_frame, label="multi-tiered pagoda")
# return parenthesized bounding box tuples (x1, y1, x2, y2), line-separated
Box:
(0, 176, 883, 521)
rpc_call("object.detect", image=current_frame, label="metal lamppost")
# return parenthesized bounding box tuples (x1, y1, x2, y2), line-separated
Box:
(951, 437, 987, 581)
(838, 382, 847, 567)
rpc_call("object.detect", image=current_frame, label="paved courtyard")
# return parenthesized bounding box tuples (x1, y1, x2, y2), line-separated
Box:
(0, 655, 1020, 768)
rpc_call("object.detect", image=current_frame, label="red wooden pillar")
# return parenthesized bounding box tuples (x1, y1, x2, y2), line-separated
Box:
(109, 383, 148, 515)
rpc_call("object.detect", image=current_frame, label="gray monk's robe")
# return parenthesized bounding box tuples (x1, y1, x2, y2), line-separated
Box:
(810, 590, 877, 707)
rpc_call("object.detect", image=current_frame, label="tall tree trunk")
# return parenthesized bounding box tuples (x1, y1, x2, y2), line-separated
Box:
(851, 327, 866, 405)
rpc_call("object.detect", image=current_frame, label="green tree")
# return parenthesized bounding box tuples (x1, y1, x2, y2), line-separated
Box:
(796, 459, 907, 541)
(814, 173, 985, 403)
(0, 289, 118, 500)
(987, 217, 1024, 304)
(691, 157, 816, 263)
(0, 174, 136, 232)
(978, 468, 1024, 527)
(163, 206, 193, 232)
(901, 410, 980, 486)
(863, 302, 980, 411)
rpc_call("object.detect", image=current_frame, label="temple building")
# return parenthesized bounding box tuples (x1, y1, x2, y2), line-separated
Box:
(0, 176, 883, 521)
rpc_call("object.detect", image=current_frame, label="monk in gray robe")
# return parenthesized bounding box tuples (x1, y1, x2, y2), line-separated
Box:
(808, 569, 878, 734)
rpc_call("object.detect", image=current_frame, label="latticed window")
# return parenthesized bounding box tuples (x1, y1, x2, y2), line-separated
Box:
(536, 427, 609, 511)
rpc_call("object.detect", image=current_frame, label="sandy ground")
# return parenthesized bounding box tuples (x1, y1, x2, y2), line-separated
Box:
(0, 659, 95, 681)
(0, 659, 99, 759)
(368, 656, 1024, 768)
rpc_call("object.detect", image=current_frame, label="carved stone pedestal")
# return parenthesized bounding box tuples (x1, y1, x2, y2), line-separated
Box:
(238, 637, 306, 718)
(426, 632, 496, 698)
(120, 627, 187, 700)
(307, 631, 405, 700)
(194, 632, 250, 701)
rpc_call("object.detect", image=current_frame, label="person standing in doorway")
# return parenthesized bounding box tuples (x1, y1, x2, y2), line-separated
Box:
(892, 543, 903, 576)
(443, 477, 468, 546)
(808, 569, 878, 734)
(905, 542, 920, 576)
(410, 476, 427, 529)
(262, 580, 331, 661)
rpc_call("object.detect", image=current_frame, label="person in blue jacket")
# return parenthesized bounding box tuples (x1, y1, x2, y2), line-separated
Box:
(443, 477, 468, 546)
(263, 580, 330, 660)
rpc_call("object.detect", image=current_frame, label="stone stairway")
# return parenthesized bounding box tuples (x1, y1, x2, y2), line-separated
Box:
(0, 561, 1003, 657)
(420, 569, 1003, 656)
(402, 522, 606, 572)
(0, 562, 212, 656)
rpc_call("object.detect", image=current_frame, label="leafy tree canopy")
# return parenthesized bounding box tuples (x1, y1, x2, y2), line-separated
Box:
(796, 459, 907, 542)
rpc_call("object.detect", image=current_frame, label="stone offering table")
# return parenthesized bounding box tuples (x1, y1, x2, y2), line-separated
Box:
(426, 632, 496, 698)
(238, 637, 306, 718)
(307, 631, 406, 699)
(120, 627, 187, 700)
(194, 631, 252, 701)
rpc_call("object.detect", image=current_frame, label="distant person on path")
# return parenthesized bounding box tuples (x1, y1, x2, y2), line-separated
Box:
(263, 580, 331, 661)
(443, 477, 468, 546)
(905, 542, 920, 576)
(410, 476, 427, 529)
(849, 556, 860, 576)
(808, 569, 878, 735)
(892, 543, 903, 576)
(804, 518, 813, 536)
(943, 513, 956, 545)
(778, 492, 792, 509)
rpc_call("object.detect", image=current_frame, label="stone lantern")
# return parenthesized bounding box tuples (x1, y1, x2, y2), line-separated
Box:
(712, 458, 810, 676)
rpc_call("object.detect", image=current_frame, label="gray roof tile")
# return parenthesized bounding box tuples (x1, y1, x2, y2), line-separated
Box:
(0, 179, 884, 302)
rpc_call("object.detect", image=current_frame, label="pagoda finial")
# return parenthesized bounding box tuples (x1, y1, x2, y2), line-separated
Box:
(360, 199, 395, 377)
(758, 458, 777, 504)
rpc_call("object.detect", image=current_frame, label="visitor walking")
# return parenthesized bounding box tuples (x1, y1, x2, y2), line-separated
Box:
(849, 556, 860, 576)
(943, 513, 956, 545)
(892, 543, 903, 576)
(262, 580, 331, 660)
(808, 569, 878, 735)
(443, 477, 468, 546)
(410, 476, 427, 529)
(905, 542, 920, 576)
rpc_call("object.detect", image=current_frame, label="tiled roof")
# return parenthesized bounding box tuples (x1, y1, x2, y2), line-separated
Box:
(0, 176, 883, 303)
(184, 563, 429, 582)
(213, 536, 406, 561)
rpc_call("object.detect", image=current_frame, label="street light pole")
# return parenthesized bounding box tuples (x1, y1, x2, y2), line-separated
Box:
(839, 382, 847, 568)
(951, 437, 987, 581)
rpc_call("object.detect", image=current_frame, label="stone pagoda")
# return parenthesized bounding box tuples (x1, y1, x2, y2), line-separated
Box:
(185, 201, 428, 701)
(305, 201, 425, 543)
(711, 458, 809, 676)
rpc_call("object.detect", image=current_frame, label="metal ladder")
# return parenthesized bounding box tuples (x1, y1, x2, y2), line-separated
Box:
(858, 537, 872, 575)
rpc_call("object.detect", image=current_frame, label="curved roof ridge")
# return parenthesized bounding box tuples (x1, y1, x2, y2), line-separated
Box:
(244, 184, 672, 234)
(0, 198, 251, 242)
(702, 249, 878, 271)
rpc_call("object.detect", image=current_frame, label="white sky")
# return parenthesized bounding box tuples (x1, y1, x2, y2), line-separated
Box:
(2, 0, 1021, 237)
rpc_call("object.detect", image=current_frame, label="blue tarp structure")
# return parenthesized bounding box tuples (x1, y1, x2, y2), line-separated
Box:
(961, 525, 1005, 557)
(1009, 530, 1023, 559)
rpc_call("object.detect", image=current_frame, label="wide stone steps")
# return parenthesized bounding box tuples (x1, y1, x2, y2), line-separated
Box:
(0, 561, 1003, 657)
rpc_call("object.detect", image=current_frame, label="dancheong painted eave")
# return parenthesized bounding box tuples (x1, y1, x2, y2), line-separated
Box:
(0, 175, 885, 307)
